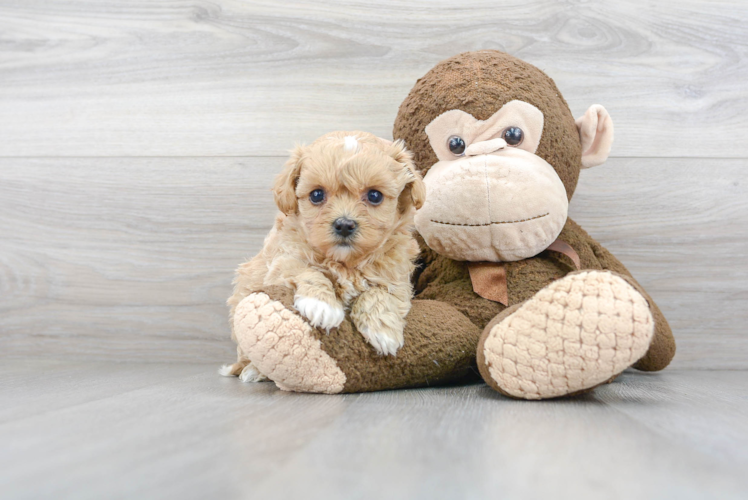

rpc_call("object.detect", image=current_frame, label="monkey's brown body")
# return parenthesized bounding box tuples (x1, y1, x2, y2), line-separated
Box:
(415, 218, 675, 374)
(227, 50, 675, 397)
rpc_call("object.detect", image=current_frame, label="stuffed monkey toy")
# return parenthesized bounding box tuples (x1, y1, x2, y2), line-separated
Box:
(228, 50, 676, 399)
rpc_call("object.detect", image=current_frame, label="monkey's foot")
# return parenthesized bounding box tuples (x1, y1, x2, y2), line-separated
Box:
(233, 292, 347, 394)
(477, 270, 655, 400)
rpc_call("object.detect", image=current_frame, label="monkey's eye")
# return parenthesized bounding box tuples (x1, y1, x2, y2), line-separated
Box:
(447, 135, 466, 156)
(503, 127, 524, 146)
(366, 190, 383, 205)
(309, 189, 325, 205)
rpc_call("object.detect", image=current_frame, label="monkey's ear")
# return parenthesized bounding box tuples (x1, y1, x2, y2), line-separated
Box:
(273, 145, 305, 215)
(575, 105, 614, 169)
(389, 139, 426, 211)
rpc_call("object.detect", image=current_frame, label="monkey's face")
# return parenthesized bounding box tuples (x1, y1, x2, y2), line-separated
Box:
(414, 100, 568, 262)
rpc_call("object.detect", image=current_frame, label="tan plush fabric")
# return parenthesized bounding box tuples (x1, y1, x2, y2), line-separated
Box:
(576, 105, 615, 169)
(546, 239, 581, 270)
(477, 271, 654, 399)
(233, 292, 347, 394)
(467, 262, 509, 305)
(414, 149, 569, 262)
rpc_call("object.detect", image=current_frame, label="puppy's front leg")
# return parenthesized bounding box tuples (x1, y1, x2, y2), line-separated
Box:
(293, 269, 345, 331)
(351, 286, 410, 356)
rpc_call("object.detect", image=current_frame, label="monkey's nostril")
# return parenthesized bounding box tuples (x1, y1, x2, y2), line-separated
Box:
(333, 217, 357, 238)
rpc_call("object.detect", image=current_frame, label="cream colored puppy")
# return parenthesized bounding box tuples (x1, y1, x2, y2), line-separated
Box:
(220, 131, 425, 383)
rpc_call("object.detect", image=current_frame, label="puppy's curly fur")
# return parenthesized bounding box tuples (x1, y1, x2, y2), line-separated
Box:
(220, 131, 425, 382)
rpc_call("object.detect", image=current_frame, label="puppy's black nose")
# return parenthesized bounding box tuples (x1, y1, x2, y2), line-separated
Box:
(333, 217, 357, 238)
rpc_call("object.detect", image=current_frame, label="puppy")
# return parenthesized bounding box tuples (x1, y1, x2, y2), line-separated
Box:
(220, 131, 426, 383)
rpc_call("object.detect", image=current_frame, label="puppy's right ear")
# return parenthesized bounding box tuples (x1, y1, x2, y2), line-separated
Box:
(273, 145, 305, 215)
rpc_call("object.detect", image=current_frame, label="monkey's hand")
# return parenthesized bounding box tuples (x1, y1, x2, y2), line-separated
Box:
(351, 287, 409, 356)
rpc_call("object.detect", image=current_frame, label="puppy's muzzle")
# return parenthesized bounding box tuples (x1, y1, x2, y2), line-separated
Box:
(332, 217, 357, 239)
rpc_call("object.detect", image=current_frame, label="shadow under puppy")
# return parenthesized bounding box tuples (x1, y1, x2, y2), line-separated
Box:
(221, 131, 426, 382)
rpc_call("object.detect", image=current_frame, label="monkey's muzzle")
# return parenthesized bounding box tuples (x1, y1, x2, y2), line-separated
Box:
(414, 149, 569, 262)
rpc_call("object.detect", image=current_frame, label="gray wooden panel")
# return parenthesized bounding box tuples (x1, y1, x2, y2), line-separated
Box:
(1, 362, 747, 499)
(0, 157, 278, 362)
(0, 0, 746, 157)
(1, 157, 746, 368)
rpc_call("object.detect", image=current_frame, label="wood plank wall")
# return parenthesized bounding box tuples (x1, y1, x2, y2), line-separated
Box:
(1, 1, 747, 368)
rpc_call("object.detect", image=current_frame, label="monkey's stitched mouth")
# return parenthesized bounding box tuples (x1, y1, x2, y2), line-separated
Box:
(430, 212, 549, 227)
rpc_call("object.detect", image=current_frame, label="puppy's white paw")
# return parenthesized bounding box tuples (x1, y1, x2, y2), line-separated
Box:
(239, 364, 269, 383)
(360, 327, 404, 356)
(294, 296, 345, 330)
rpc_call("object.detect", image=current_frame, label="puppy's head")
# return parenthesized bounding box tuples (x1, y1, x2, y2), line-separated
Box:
(273, 131, 425, 263)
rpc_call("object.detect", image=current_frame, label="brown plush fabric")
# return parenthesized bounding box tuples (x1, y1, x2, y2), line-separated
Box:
(328, 301, 482, 392)
(393, 50, 582, 200)
(259, 286, 482, 393)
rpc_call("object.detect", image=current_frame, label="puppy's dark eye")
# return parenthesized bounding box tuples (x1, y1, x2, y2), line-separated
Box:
(309, 189, 325, 205)
(503, 127, 523, 146)
(366, 190, 383, 205)
(447, 135, 466, 156)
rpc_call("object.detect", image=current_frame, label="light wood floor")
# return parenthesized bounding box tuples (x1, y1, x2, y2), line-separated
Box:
(1, 362, 747, 499)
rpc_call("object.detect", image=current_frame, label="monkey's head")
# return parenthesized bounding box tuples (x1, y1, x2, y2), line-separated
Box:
(393, 50, 613, 262)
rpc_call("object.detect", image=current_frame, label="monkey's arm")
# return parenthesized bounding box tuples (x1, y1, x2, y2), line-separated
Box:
(586, 237, 676, 371)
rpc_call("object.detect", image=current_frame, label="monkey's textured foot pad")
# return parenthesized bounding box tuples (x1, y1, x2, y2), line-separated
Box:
(478, 271, 655, 400)
(233, 293, 346, 394)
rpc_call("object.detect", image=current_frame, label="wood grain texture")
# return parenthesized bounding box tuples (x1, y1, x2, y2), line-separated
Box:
(0, 0, 746, 157)
(1, 362, 747, 499)
(0, 157, 278, 362)
(1, 157, 746, 368)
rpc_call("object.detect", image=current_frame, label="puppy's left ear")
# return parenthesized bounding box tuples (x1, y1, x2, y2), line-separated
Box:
(273, 145, 305, 215)
(389, 140, 426, 211)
